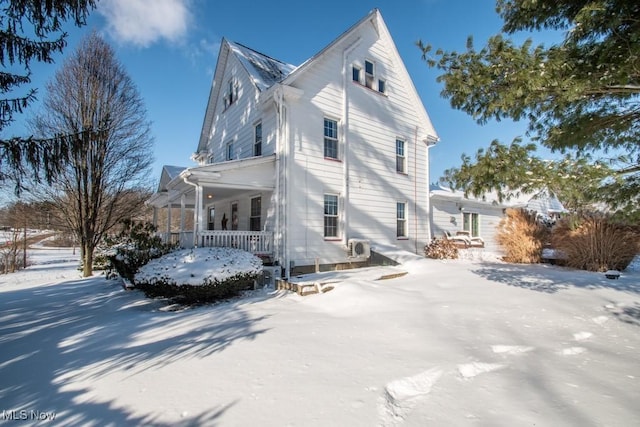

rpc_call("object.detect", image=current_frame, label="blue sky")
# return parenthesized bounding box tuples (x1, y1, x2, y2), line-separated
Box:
(6, 0, 562, 187)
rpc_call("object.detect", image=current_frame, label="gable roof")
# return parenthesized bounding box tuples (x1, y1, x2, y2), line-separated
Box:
(197, 39, 296, 154)
(197, 8, 438, 154)
(280, 8, 438, 143)
(157, 165, 187, 192)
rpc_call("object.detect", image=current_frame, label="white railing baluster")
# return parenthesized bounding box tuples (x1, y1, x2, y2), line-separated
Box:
(193, 230, 273, 255)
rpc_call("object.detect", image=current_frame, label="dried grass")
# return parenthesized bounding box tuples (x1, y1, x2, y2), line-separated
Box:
(497, 208, 549, 263)
(551, 213, 640, 272)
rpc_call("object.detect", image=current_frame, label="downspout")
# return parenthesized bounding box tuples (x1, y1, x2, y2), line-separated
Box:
(274, 87, 285, 277)
(414, 126, 419, 255)
(342, 37, 361, 247)
(425, 134, 439, 243)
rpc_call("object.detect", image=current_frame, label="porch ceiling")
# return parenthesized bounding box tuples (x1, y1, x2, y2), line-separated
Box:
(148, 155, 276, 208)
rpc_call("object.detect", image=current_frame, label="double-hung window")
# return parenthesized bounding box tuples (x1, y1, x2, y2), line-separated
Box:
(224, 79, 237, 108)
(324, 194, 339, 238)
(250, 196, 261, 231)
(254, 122, 262, 156)
(226, 141, 234, 161)
(365, 60, 374, 89)
(397, 202, 407, 238)
(324, 118, 338, 160)
(396, 139, 406, 173)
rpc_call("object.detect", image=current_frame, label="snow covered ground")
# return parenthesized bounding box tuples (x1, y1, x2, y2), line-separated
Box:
(1, 247, 639, 426)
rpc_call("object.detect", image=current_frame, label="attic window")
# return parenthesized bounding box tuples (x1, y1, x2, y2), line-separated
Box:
(352, 66, 361, 83)
(254, 122, 262, 156)
(364, 60, 374, 89)
(224, 79, 238, 108)
(378, 79, 386, 94)
(353, 59, 385, 94)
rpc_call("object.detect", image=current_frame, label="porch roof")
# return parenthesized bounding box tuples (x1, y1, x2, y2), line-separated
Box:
(148, 155, 276, 208)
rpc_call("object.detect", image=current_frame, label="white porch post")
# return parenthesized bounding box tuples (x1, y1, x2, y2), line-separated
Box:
(152, 207, 158, 228)
(193, 185, 203, 247)
(166, 203, 172, 236)
(180, 194, 186, 232)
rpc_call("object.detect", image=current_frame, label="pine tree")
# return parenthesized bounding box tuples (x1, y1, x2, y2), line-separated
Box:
(0, 0, 96, 191)
(420, 0, 639, 219)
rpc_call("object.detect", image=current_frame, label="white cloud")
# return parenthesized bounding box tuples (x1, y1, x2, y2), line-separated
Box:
(98, 0, 191, 47)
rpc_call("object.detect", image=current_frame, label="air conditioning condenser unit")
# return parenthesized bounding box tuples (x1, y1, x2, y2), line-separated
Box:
(348, 239, 371, 259)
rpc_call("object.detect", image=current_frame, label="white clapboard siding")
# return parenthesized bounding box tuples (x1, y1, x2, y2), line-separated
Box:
(283, 19, 433, 266)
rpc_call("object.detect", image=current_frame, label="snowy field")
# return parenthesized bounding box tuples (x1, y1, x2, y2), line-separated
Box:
(0, 247, 639, 426)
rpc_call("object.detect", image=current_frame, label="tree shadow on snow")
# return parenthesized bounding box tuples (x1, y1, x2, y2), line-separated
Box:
(471, 262, 640, 294)
(0, 275, 270, 425)
(605, 301, 640, 326)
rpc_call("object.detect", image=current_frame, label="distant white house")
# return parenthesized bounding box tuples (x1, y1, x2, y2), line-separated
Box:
(148, 9, 439, 278)
(429, 184, 566, 254)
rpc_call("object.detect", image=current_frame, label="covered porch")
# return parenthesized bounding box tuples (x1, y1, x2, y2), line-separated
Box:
(147, 156, 277, 257)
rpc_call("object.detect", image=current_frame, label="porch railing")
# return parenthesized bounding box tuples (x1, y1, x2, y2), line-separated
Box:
(199, 230, 273, 255)
(159, 231, 273, 256)
(160, 232, 193, 248)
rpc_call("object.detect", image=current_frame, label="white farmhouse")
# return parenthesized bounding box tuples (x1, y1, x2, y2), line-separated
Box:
(148, 9, 439, 279)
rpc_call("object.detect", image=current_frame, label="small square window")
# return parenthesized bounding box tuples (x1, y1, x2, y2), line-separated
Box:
(365, 60, 374, 75)
(378, 79, 386, 93)
(352, 66, 361, 83)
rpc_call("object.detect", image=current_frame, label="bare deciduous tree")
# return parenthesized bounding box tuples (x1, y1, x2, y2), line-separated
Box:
(32, 31, 154, 277)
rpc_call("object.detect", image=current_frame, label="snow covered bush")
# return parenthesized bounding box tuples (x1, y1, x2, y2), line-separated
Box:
(497, 208, 549, 264)
(424, 237, 459, 259)
(101, 220, 176, 282)
(134, 247, 263, 304)
(551, 213, 640, 272)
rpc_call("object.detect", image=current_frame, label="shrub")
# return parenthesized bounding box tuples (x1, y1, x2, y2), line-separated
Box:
(102, 220, 176, 282)
(497, 208, 549, 263)
(135, 272, 258, 304)
(134, 247, 263, 304)
(551, 213, 640, 272)
(425, 237, 459, 259)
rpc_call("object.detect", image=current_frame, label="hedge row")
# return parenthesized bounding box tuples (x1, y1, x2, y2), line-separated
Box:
(134, 272, 259, 304)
